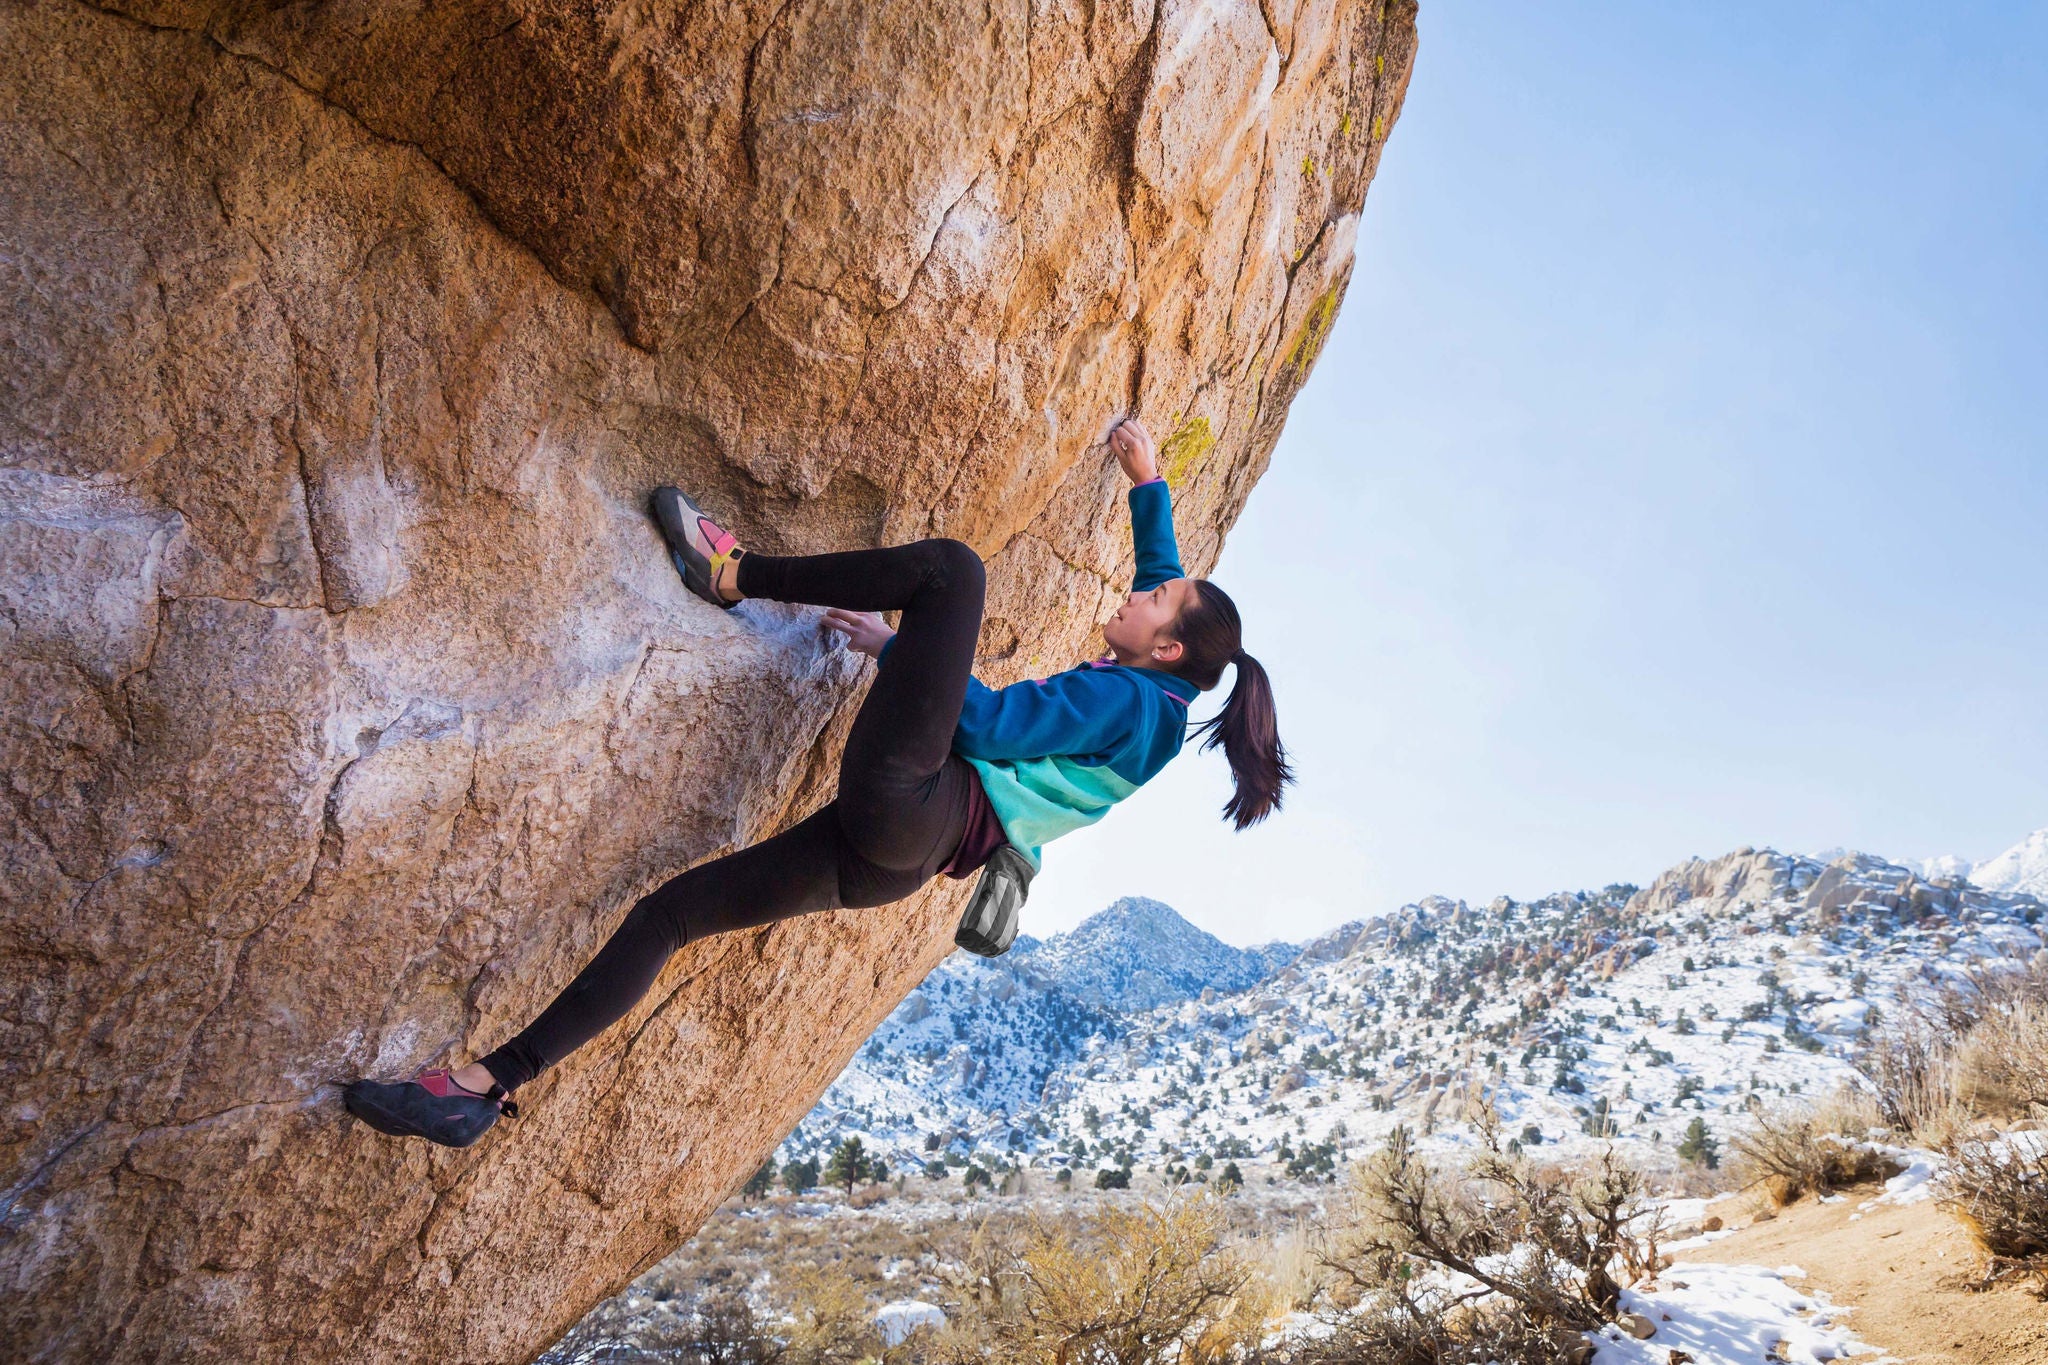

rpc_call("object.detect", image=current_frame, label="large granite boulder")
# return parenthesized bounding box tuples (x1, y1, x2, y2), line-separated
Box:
(0, 0, 1415, 1358)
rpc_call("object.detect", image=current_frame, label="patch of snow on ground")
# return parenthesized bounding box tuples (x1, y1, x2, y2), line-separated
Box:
(1260, 1310, 1333, 1349)
(1592, 1263, 1884, 1363)
(874, 1299, 945, 1347)
(1869, 1148, 1941, 1207)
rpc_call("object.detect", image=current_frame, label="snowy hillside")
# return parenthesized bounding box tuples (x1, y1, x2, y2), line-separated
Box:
(784, 845, 2045, 1183)
(1971, 825, 2048, 896)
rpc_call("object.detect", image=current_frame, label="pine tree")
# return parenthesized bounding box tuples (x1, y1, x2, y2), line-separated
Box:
(823, 1136, 869, 1195)
(1677, 1117, 1719, 1169)
(781, 1156, 819, 1194)
(741, 1159, 776, 1200)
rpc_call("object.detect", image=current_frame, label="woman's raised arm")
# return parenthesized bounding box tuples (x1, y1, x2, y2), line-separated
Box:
(1111, 418, 1185, 591)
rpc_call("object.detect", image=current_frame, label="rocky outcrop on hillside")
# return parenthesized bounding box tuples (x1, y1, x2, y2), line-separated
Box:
(1629, 845, 2034, 928)
(0, 0, 1416, 1359)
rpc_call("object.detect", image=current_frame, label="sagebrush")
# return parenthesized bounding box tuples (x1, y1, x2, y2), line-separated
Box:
(1301, 1117, 1662, 1365)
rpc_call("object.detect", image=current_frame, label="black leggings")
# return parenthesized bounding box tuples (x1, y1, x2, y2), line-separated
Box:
(479, 539, 986, 1090)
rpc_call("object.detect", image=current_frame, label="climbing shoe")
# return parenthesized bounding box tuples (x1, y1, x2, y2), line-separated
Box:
(650, 486, 742, 610)
(342, 1066, 519, 1148)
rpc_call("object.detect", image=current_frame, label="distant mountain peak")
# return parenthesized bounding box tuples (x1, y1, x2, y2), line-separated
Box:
(1015, 896, 1291, 1012)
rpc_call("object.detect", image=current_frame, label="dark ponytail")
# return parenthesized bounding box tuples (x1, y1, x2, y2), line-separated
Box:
(1169, 580, 1293, 829)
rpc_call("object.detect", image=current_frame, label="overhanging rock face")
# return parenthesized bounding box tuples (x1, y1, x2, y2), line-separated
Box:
(0, 1, 1416, 1358)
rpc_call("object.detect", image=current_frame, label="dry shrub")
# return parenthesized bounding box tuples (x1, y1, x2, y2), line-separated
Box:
(944, 1211, 1029, 1320)
(1859, 1015, 1962, 1141)
(1732, 1094, 1899, 1206)
(1299, 1292, 1567, 1365)
(1938, 1134, 2048, 1291)
(1860, 954, 2048, 1140)
(1302, 1117, 1662, 1364)
(1811, 1083, 1885, 1138)
(1954, 998, 2048, 1120)
(777, 1267, 878, 1365)
(649, 1294, 787, 1365)
(1257, 1222, 1330, 1314)
(1653, 1159, 1747, 1201)
(549, 1290, 786, 1365)
(994, 1193, 1263, 1365)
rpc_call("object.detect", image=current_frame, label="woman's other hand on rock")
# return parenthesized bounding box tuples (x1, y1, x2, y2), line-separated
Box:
(823, 608, 896, 658)
(1110, 417, 1159, 485)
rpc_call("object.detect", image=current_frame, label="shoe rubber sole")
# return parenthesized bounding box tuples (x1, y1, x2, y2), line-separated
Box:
(342, 1078, 500, 1148)
(650, 487, 738, 611)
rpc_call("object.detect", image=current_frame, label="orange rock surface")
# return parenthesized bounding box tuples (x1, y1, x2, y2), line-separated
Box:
(0, 1, 1415, 1358)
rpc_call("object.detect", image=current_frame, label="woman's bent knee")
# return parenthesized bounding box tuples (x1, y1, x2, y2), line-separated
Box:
(922, 537, 985, 600)
(625, 884, 691, 955)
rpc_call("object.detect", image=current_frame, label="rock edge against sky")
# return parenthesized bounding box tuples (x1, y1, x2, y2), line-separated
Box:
(0, 1, 1417, 1358)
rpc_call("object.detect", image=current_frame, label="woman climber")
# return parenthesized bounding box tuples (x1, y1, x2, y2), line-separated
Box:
(342, 417, 1291, 1146)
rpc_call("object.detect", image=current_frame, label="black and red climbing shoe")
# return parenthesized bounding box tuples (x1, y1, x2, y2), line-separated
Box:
(342, 1067, 519, 1148)
(650, 486, 743, 610)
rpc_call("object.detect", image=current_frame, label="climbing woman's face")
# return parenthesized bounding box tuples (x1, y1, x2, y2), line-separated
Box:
(1103, 576, 1193, 666)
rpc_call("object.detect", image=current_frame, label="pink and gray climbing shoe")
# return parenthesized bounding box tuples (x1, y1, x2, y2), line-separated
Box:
(650, 486, 742, 610)
(343, 1066, 518, 1148)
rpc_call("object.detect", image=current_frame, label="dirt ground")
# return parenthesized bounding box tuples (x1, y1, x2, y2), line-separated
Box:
(1680, 1184, 2048, 1365)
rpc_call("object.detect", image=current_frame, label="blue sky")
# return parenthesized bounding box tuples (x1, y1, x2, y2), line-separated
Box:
(1028, 0, 2048, 945)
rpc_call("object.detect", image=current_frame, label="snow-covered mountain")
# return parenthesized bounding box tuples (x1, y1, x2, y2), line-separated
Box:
(1911, 853, 1975, 882)
(1910, 825, 2048, 895)
(813, 898, 1289, 1148)
(1971, 826, 2048, 897)
(784, 845, 2045, 1180)
(1011, 896, 1295, 1011)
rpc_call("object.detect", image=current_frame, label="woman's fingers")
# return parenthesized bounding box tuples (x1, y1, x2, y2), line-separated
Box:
(821, 608, 878, 636)
(819, 608, 889, 658)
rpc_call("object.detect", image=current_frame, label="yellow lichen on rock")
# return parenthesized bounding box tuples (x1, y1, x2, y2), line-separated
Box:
(1287, 285, 1344, 375)
(1159, 416, 1220, 492)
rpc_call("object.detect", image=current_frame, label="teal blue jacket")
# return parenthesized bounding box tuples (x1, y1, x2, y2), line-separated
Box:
(943, 478, 1197, 867)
